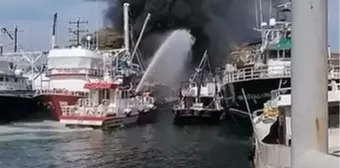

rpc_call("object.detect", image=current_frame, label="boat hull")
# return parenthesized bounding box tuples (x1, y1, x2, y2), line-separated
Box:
(137, 108, 158, 124)
(172, 108, 224, 125)
(222, 77, 290, 119)
(59, 114, 139, 129)
(34, 94, 82, 121)
(0, 94, 37, 123)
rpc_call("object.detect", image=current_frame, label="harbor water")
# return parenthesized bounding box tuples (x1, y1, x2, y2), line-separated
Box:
(0, 108, 252, 168)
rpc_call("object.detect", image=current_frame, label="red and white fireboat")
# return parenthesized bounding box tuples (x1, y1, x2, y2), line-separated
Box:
(59, 74, 156, 128)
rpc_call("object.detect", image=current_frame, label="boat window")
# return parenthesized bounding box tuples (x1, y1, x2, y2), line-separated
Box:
(47, 57, 103, 69)
(122, 90, 127, 98)
(14, 78, 18, 82)
(5, 77, 9, 82)
(269, 50, 278, 59)
(0, 77, 3, 81)
(328, 85, 333, 91)
(184, 97, 194, 108)
(278, 50, 284, 58)
(106, 89, 110, 99)
(284, 50, 291, 58)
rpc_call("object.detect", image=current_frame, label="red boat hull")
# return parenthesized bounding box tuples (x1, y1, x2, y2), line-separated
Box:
(34, 94, 82, 121)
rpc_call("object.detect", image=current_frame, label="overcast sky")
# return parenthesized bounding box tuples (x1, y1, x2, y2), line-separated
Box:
(0, 0, 339, 52)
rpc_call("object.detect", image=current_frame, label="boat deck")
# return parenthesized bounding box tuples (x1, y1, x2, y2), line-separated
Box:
(329, 128, 340, 157)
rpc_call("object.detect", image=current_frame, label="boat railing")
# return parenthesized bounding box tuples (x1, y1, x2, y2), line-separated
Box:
(223, 64, 292, 83)
(34, 89, 88, 97)
(270, 88, 291, 100)
(61, 97, 145, 117)
(223, 64, 339, 84)
(252, 109, 264, 119)
(45, 68, 117, 77)
(270, 82, 340, 100)
(0, 82, 29, 90)
(61, 98, 108, 117)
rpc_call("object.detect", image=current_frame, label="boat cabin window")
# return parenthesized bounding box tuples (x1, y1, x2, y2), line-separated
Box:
(14, 78, 18, 82)
(0, 77, 3, 82)
(184, 97, 194, 108)
(269, 50, 278, 59)
(121, 90, 131, 99)
(98, 89, 110, 101)
(200, 97, 214, 107)
(268, 49, 291, 59)
(5, 77, 9, 82)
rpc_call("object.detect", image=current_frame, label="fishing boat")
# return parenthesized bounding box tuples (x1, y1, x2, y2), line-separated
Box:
(221, 0, 339, 120)
(34, 3, 156, 122)
(172, 51, 224, 124)
(0, 60, 37, 123)
(59, 74, 135, 128)
(248, 78, 340, 167)
(59, 51, 156, 128)
(34, 46, 105, 120)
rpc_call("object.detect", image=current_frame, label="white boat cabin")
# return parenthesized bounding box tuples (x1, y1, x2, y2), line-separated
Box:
(252, 80, 340, 167)
(181, 82, 219, 97)
(0, 60, 31, 91)
(179, 82, 222, 110)
(61, 77, 155, 117)
(35, 46, 104, 93)
(61, 80, 132, 117)
(223, 19, 293, 84)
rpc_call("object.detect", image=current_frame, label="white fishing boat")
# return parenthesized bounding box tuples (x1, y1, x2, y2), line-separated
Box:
(172, 51, 224, 124)
(249, 79, 340, 167)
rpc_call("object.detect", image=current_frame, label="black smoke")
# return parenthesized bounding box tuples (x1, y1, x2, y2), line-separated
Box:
(100, 0, 269, 68)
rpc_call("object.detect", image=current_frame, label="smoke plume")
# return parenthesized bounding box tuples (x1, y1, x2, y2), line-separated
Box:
(99, 0, 271, 68)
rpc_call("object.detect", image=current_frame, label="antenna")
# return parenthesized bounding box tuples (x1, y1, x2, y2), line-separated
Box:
(68, 17, 88, 46)
(95, 1, 99, 50)
(1, 26, 23, 52)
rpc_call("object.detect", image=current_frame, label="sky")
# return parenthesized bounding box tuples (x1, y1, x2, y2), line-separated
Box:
(0, 0, 339, 53)
(0, 0, 106, 52)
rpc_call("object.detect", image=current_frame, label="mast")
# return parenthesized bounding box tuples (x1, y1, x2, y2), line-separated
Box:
(1, 26, 22, 52)
(131, 13, 151, 71)
(68, 17, 88, 46)
(194, 51, 208, 103)
(123, 3, 130, 53)
(13, 25, 18, 52)
(52, 13, 57, 48)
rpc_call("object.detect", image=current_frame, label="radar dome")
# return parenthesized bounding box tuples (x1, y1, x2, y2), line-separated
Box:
(269, 18, 276, 26)
(14, 69, 23, 76)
